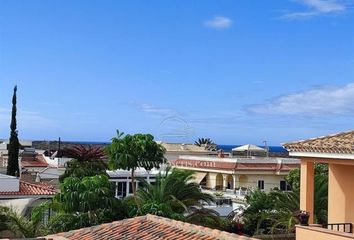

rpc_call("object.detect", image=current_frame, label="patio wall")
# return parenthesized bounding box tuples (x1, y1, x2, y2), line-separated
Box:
(329, 164, 354, 224)
(296, 225, 354, 240)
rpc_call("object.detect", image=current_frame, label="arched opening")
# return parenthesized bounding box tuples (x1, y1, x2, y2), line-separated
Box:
(226, 174, 233, 190)
(215, 173, 223, 190)
(200, 175, 207, 187)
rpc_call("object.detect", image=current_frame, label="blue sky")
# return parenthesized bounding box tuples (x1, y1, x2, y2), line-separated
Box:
(0, 0, 354, 145)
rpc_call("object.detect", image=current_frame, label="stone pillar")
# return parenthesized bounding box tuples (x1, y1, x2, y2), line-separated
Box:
(233, 175, 237, 193)
(222, 174, 228, 191)
(207, 173, 216, 189)
(300, 159, 314, 224)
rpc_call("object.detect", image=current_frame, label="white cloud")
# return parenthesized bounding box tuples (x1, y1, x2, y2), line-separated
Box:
(247, 83, 354, 116)
(138, 104, 176, 116)
(0, 107, 58, 131)
(302, 0, 345, 12)
(282, 0, 347, 19)
(204, 16, 233, 29)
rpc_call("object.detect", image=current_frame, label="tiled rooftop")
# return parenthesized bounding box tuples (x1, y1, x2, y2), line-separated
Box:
(160, 142, 211, 152)
(170, 159, 298, 172)
(0, 181, 57, 197)
(283, 130, 354, 154)
(46, 214, 256, 240)
(21, 154, 49, 168)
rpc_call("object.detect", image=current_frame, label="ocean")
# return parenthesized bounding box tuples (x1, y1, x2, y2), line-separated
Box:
(55, 141, 287, 153)
(217, 145, 287, 153)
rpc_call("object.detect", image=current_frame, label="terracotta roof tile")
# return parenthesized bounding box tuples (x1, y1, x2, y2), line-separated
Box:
(283, 130, 354, 154)
(0, 181, 57, 196)
(45, 214, 256, 240)
(160, 142, 211, 152)
(21, 154, 49, 167)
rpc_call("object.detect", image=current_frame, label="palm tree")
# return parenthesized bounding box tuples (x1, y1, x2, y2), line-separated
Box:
(195, 138, 214, 146)
(245, 174, 328, 236)
(106, 131, 166, 206)
(62, 145, 106, 162)
(268, 190, 300, 234)
(59, 145, 107, 182)
(242, 189, 276, 235)
(132, 167, 220, 227)
(285, 165, 328, 224)
(194, 138, 217, 151)
(0, 204, 48, 238)
(313, 174, 328, 224)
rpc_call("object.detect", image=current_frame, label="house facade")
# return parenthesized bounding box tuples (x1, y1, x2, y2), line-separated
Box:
(0, 173, 56, 215)
(283, 130, 354, 240)
(107, 168, 159, 199)
(170, 155, 300, 199)
(106, 142, 215, 199)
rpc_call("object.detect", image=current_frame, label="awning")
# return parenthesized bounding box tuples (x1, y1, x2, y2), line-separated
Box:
(192, 172, 207, 184)
(232, 144, 266, 152)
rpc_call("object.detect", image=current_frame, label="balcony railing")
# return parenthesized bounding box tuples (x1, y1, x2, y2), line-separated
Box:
(323, 223, 353, 234)
(297, 224, 354, 240)
(215, 197, 232, 206)
(200, 186, 250, 197)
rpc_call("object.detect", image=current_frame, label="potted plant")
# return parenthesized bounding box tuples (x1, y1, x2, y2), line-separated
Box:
(295, 210, 310, 226)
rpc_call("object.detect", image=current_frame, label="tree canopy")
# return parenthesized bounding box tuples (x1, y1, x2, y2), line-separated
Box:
(50, 175, 126, 233)
(0, 204, 48, 238)
(59, 145, 107, 182)
(106, 131, 166, 171)
(106, 131, 166, 201)
(125, 167, 220, 228)
(242, 164, 328, 236)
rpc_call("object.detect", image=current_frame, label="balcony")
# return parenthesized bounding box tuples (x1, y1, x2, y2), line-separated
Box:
(296, 223, 354, 240)
(200, 187, 249, 205)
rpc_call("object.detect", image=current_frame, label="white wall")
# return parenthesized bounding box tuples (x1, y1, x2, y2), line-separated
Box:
(236, 174, 286, 192)
(0, 174, 19, 192)
(203, 172, 287, 192)
(0, 143, 7, 150)
(39, 168, 65, 180)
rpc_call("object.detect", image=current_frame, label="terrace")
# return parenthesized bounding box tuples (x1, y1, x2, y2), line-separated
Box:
(283, 130, 354, 240)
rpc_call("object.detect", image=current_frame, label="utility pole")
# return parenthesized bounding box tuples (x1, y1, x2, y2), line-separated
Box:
(263, 140, 269, 158)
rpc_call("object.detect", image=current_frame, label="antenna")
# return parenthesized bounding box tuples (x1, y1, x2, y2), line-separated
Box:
(263, 140, 269, 158)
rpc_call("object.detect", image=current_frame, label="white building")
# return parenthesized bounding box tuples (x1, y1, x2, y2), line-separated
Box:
(170, 155, 300, 197)
(0, 173, 56, 215)
(159, 142, 216, 161)
(107, 168, 159, 199)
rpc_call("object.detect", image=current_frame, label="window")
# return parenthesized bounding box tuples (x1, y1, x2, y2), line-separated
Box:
(117, 182, 127, 197)
(280, 180, 291, 191)
(258, 180, 264, 190)
(129, 183, 133, 194)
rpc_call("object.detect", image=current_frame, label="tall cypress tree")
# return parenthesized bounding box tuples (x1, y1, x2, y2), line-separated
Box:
(7, 86, 20, 177)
